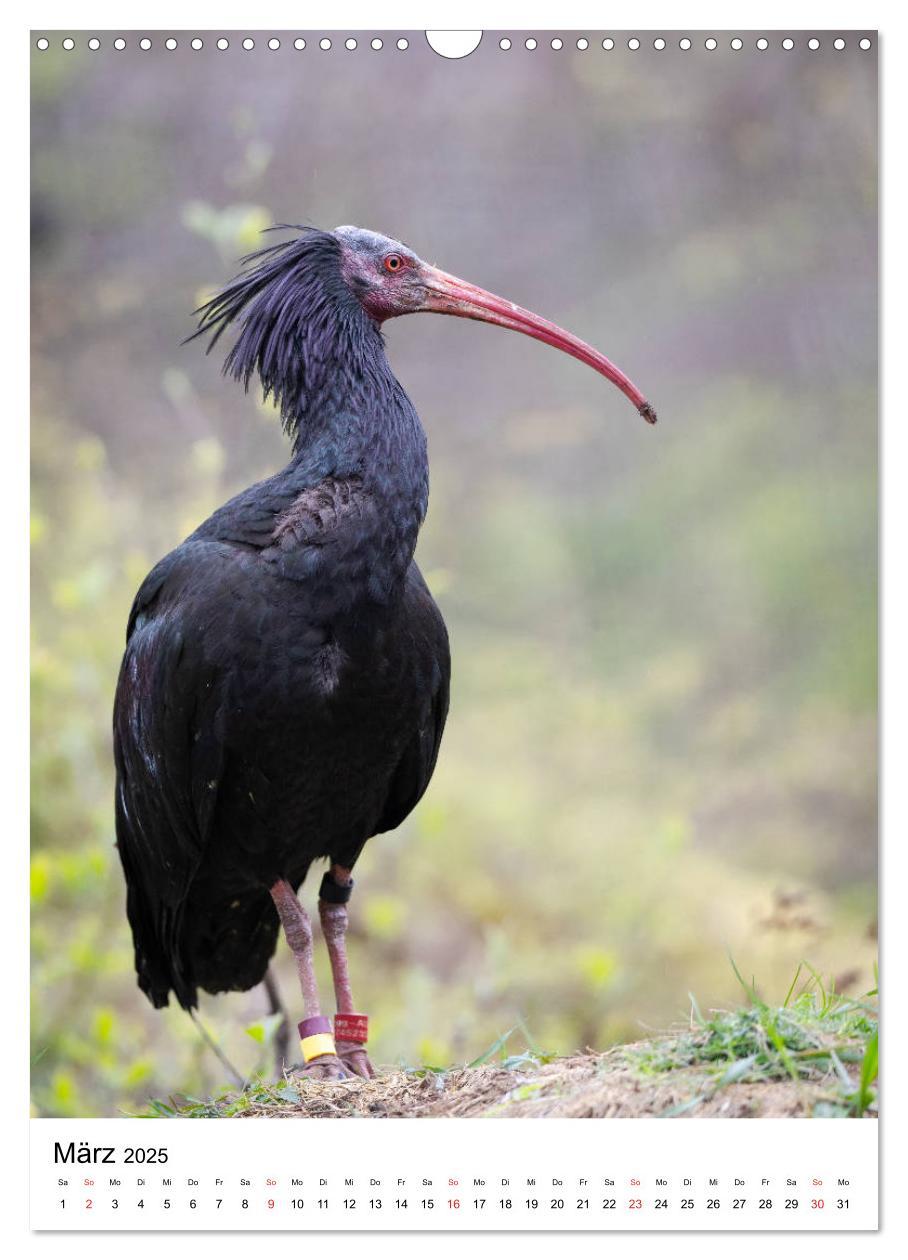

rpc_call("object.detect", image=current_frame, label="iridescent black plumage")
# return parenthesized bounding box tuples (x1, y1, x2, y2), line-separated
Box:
(114, 228, 449, 1009)
(114, 225, 655, 1033)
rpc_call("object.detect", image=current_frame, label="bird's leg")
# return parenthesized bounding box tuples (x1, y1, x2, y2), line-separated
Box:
(262, 965, 291, 1076)
(319, 864, 375, 1079)
(269, 878, 350, 1081)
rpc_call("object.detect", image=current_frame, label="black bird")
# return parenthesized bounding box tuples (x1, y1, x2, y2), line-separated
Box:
(114, 226, 656, 1080)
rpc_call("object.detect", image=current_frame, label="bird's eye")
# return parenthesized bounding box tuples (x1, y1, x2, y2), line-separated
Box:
(384, 254, 404, 274)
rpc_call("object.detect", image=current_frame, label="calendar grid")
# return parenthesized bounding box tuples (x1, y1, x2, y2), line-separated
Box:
(31, 1118, 878, 1231)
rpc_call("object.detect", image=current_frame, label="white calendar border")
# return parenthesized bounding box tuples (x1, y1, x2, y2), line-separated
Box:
(8, 0, 902, 1251)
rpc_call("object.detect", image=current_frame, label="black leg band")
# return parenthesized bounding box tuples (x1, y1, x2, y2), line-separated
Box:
(319, 870, 354, 904)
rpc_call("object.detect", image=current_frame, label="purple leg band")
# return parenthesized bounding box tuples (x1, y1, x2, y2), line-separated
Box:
(298, 1015, 332, 1039)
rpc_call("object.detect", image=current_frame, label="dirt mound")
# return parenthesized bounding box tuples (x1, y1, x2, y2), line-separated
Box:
(227, 1047, 851, 1119)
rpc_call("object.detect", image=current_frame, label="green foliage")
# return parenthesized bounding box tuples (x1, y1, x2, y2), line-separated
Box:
(854, 1030, 879, 1118)
(632, 964, 878, 1117)
(182, 201, 273, 263)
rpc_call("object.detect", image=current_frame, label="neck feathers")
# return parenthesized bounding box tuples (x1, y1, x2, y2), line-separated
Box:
(190, 227, 384, 453)
(191, 226, 429, 601)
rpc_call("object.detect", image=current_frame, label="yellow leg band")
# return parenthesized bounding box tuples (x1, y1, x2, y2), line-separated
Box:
(300, 1032, 336, 1063)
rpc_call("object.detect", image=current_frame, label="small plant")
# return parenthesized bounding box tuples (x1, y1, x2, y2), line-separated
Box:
(631, 961, 878, 1117)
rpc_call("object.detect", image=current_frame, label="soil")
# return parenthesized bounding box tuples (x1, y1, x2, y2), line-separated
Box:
(232, 1046, 854, 1119)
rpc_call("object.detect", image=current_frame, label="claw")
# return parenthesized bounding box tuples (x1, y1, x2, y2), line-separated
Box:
(337, 1040, 376, 1079)
(289, 1053, 353, 1082)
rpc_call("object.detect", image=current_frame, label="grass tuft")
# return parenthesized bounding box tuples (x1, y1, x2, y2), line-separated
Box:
(630, 962, 878, 1116)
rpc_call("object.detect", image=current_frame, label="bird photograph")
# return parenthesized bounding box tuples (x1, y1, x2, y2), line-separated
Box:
(31, 36, 877, 1119)
(112, 225, 657, 1081)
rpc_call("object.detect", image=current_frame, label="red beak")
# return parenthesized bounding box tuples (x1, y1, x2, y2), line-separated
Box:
(418, 265, 657, 424)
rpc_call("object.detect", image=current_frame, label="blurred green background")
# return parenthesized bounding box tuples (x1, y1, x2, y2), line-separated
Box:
(31, 34, 877, 1116)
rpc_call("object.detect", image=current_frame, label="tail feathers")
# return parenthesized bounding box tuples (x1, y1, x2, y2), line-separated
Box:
(121, 838, 284, 1009)
(125, 875, 199, 1010)
(184, 890, 281, 998)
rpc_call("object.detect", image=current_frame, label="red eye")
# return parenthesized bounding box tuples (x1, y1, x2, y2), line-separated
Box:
(384, 254, 403, 273)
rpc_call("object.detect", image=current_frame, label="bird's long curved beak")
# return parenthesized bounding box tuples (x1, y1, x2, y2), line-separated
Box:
(418, 265, 657, 424)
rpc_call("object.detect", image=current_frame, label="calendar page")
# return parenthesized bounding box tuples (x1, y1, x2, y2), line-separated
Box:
(29, 13, 880, 1239)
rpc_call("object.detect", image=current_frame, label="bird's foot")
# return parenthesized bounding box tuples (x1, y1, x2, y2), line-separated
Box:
(337, 1040, 375, 1079)
(289, 1053, 352, 1082)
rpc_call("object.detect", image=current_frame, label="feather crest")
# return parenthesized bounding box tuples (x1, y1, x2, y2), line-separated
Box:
(188, 226, 368, 446)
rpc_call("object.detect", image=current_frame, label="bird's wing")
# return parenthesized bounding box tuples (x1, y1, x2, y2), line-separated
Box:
(114, 544, 228, 1008)
(191, 471, 371, 555)
(258, 474, 378, 584)
(267, 474, 368, 549)
(373, 571, 451, 838)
